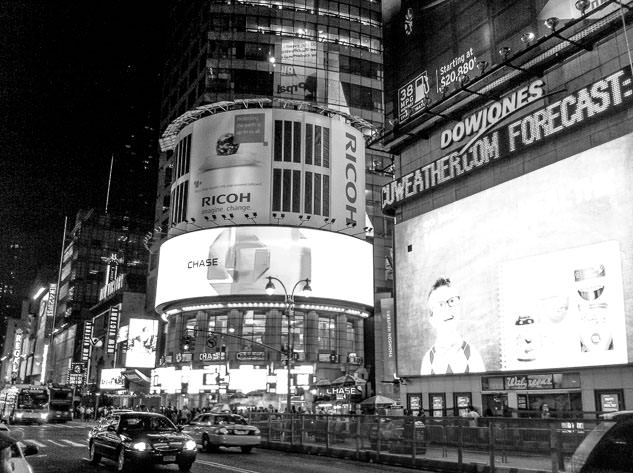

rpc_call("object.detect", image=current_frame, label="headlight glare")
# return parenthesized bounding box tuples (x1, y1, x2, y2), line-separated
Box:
(16, 413, 23, 418)
(254, 428, 260, 435)
(132, 441, 148, 451)
(40, 413, 48, 419)
(184, 440, 196, 450)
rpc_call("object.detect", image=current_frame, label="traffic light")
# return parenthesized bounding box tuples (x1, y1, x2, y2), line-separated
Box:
(182, 334, 195, 352)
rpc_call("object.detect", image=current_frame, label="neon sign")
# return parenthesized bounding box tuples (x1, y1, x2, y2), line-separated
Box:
(382, 67, 633, 214)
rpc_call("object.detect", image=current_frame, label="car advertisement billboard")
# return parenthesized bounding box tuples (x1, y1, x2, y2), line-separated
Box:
(395, 133, 633, 376)
(181, 108, 365, 230)
(125, 319, 158, 368)
(388, 0, 621, 126)
(155, 226, 373, 310)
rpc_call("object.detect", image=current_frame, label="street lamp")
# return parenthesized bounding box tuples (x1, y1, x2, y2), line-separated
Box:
(265, 276, 311, 412)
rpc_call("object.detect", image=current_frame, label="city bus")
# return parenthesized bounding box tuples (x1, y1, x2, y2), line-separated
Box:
(0, 384, 73, 424)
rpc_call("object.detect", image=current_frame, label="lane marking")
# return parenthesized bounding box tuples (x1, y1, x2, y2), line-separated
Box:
(48, 440, 66, 447)
(60, 439, 86, 447)
(26, 440, 47, 448)
(196, 459, 262, 473)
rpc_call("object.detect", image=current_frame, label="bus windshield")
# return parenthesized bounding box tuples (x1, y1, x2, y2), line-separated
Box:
(17, 390, 48, 409)
(49, 388, 72, 410)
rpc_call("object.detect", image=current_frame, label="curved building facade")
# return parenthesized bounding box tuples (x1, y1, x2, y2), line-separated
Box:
(151, 104, 375, 411)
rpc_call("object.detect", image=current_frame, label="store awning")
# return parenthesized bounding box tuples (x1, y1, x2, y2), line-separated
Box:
(122, 369, 150, 386)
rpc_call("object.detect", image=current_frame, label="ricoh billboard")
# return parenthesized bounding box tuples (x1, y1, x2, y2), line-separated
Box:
(178, 108, 365, 230)
(155, 226, 373, 310)
(395, 132, 633, 376)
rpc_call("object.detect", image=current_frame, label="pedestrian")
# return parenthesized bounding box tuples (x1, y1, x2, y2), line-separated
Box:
(541, 403, 551, 418)
(79, 405, 86, 422)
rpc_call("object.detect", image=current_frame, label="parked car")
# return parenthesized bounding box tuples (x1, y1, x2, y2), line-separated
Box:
(184, 413, 261, 453)
(0, 427, 38, 473)
(88, 412, 197, 472)
(571, 410, 633, 473)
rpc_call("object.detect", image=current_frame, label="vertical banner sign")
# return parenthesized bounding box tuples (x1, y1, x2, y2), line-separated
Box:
(44, 284, 57, 337)
(380, 298, 396, 379)
(81, 321, 93, 362)
(12, 329, 23, 374)
(106, 306, 120, 355)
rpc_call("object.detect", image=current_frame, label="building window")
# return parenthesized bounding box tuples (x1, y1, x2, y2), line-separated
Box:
(318, 316, 336, 351)
(346, 320, 356, 353)
(241, 310, 266, 348)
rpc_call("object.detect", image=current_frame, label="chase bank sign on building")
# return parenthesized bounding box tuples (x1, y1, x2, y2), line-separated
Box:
(378, 0, 633, 417)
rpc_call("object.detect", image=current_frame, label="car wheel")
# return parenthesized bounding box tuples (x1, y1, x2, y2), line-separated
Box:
(202, 435, 218, 452)
(88, 442, 101, 465)
(116, 448, 127, 472)
(240, 446, 253, 453)
(178, 461, 193, 472)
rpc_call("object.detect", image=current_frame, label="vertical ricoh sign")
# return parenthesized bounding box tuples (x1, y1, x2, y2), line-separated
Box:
(183, 109, 366, 229)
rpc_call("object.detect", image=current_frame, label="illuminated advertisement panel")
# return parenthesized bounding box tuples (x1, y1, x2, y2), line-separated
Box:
(395, 133, 633, 376)
(390, 0, 624, 125)
(125, 319, 158, 368)
(182, 109, 365, 230)
(155, 226, 373, 310)
(100, 368, 124, 390)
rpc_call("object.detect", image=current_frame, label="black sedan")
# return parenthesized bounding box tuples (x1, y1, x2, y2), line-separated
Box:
(88, 412, 197, 472)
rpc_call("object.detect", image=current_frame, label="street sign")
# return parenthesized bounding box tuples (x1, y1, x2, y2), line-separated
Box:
(206, 336, 217, 349)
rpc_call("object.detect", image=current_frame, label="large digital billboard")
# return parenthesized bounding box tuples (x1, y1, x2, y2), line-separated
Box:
(387, 0, 621, 126)
(155, 226, 374, 310)
(395, 133, 633, 376)
(180, 108, 365, 230)
(125, 319, 158, 368)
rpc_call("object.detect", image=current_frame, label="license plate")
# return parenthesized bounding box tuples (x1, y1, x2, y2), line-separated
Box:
(163, 456, 176, 462)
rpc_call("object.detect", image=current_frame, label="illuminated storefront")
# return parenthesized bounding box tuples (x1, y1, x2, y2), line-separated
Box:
(380, 0, 633, 416)
(153, 106, 374, 411)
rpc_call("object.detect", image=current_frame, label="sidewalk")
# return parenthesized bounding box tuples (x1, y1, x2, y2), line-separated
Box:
(263, 439, 568, 473)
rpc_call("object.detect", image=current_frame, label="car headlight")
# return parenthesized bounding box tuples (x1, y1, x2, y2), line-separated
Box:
(132, 442, 148, 451)
(253, 428, 260, 435)
(217, 427, 228, 435)
(40, 413, 48, 419)
(15, 413, 23, 418)
(184, 440, 196, 450)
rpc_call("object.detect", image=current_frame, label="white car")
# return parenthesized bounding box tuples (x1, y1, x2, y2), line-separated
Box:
(184, 413, 261, 453)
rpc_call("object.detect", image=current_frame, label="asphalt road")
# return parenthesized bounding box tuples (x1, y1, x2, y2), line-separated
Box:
(14, 421, 421, 473)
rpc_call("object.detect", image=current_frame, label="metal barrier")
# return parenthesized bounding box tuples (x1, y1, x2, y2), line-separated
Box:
(246, 413, 600, 472)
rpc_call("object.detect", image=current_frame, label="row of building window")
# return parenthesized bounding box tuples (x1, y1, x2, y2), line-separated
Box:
(204, 68, 381, 112)
(209, 14, 381, 53)
(174, 133, 192, 180)
(212, 0, 381, 28)
(181, 311, 358, 353)
(170, 182, 189, 225)
(208, 40, 382, 81)
(272, 168, 330, 216)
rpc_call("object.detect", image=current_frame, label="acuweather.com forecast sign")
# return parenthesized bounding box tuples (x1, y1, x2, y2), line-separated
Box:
(155, 226, 373, 310)
(382, 67, 633, 215)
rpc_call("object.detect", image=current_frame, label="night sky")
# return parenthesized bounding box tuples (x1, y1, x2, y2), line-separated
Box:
(0, 2, 164, 284)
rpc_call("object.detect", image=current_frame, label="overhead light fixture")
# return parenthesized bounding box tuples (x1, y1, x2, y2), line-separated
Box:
(544, 16, 591, 50)
(499, 46, 512, 61)
(476, 60, 489, 75)
(520, 32, 535, 46)
(544, 17, 559, 30)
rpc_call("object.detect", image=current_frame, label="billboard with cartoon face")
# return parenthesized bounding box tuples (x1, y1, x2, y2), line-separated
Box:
(395, 133, 633, 375)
